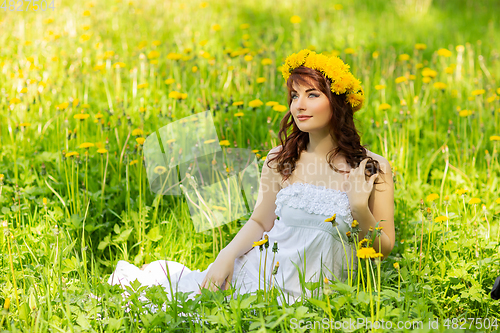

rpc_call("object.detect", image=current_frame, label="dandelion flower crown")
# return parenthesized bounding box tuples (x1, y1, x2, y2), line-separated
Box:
(281, 49, 365, 112)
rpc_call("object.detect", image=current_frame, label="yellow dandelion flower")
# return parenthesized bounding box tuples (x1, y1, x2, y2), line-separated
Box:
(212, 205, 227, 211)
(266, 101, 279, 106)
(19, 122, 31, 127)
(375, 84, 386, 90)
(79, 142, 95, 149)
(234, 112, 244, 117)
(487, 95, 497, 103)
(97, 148, 108, 154)
(256, 77, 266, 83)
(437, 48, 452, 57)
(147, 50, 160, 59)
(3, 298, 10, 310)
(398, 54, 410, 61)
(290, 15, 301, 24)
(240, 23, 250, 29)
(211, 24, 221, 31)
(65, 151, 79, 158)
(455, 188, 469, 196)
(372, 253, 383, 259)
(433, 82, 447, 90)
(167, 53, 182, 60)
(351, 220, 359, 228)
(468, 197, 481, 205)
(261, 58, 272, 65)
(74, 113, 90, 120)
(273, 104, 288, 112)
(232, 101, 244, 106)
(10, 97, 22, 104)
(344, 48, 355, 54)
(415, 43, 427, 50)
(490, 135, 500, 141)
(57, 102, 70, 110)
(137, 83, 148, 89)
(95, 112, 104, 119)
(129, 159, 138, 166)
(426, 193, 439, 202)
(324, 277, 329, 284)
(248, 99, 263, 108)
(434, 216, 448, 223)
(132, 128, 144, 136)
(378, 103, 391, 111)
(393, 262, 400, 269)
(204, 139, 216, 144)
(421, 68, 437, 78)
(395, 76, 407, 84)
(459, 110, 473, 117)
(192, 66, 198, 73)
(324, 214, 336, 222)
(495, 198, 500, 204)
(164, 78, 175, 84)
(219, 140, 230, 146)
(136, 137, 145, 145)
(372, 51, 379, 59)
(471, 89, 485, 96)
(357, 247, 376, 259)
(252, 238, 268, 247)
(154, 166, 167, 175)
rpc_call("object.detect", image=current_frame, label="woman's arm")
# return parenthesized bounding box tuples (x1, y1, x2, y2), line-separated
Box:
(352, 156, 395, 258)
(200, 145, 283, 291)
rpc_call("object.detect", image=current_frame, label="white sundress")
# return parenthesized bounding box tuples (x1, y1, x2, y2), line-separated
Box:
(108, 182, 357, 305)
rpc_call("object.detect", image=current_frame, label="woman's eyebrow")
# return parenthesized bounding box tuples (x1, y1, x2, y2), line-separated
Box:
(291, 88, 317, 93)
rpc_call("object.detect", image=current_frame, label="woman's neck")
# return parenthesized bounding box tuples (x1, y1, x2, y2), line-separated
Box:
(306, 133, 337, 157)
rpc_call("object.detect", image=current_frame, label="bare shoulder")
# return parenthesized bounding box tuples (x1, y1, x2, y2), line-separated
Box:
(365, 150, 391, 173)
(266, 145, 283, 165)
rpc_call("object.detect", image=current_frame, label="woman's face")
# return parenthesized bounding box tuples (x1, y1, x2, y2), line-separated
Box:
(290, 81, 332, 134)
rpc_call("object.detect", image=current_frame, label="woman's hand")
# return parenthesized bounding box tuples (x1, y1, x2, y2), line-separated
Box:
(342, 157, 379, 211)
(198, 250, 235, 292)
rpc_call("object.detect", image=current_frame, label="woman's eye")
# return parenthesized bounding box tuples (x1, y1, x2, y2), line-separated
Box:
(292, 94, 318, 99)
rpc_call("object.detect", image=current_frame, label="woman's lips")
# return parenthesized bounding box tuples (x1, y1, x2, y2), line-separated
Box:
(297, 116, 312, 121)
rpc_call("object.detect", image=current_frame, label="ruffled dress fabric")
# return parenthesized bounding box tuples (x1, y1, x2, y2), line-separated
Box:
(108, 182, 357, 305)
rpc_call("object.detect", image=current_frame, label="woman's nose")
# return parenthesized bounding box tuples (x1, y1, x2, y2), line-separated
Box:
(294, 96, 305, 110)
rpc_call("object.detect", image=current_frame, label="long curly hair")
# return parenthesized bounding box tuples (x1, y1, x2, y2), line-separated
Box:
(267, 65, 385, 189)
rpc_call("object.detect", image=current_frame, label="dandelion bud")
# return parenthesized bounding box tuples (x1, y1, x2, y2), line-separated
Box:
(272, 261, 279, 275)
(323, 277, 329, 284)
(272, 241, 278, 253)
(393, 262, 400, 270)
(264, 234, 269, 249)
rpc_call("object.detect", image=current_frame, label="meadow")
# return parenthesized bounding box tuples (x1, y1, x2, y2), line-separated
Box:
(1, 0, 500, 331)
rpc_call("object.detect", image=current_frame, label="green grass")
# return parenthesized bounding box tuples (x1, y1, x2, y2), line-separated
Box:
(1, 0, 500, 331)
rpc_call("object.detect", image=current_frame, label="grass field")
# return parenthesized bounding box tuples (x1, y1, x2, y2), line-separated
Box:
(1, 0, 500, 331)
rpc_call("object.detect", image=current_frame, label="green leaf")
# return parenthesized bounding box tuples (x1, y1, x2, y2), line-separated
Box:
(308, 298, 329, 313)
(114, 228, 133, 243)
(98, 235, 111, 250)
(146, 226, 163, 242)
(357, 291, 370, 305)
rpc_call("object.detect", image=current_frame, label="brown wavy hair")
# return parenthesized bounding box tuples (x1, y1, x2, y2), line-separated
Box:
(267, 65, 385, 189)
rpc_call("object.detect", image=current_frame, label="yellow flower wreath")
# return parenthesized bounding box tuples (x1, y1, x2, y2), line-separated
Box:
(281, 49, 365, 111)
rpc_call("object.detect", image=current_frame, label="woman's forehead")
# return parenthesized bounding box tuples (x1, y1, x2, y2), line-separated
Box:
(291, 79, 318, 92)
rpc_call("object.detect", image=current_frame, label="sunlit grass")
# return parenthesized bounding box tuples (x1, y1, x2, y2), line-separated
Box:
(1, 0, 500, 331)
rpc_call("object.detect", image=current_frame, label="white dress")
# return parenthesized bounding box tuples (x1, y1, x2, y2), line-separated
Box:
(108, 182, 357, 305)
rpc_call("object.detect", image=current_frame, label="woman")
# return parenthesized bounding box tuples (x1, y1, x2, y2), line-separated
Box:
(109, 49, 395, 305)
